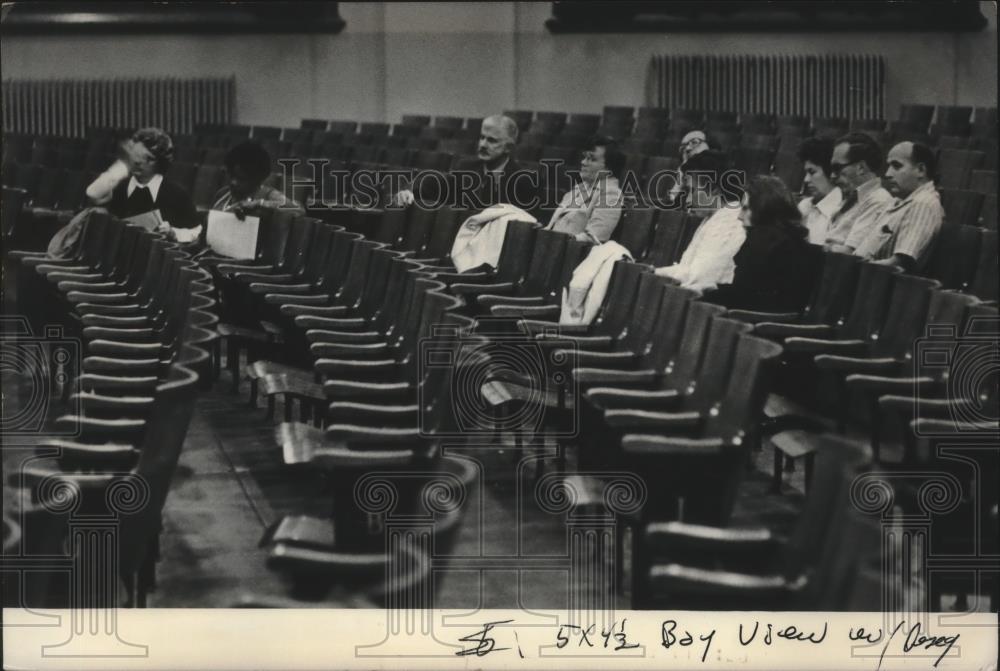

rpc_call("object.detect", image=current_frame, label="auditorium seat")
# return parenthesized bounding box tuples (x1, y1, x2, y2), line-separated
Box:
(839, 290, 983, 460)
(503, 109, 534, 133)
(400, 114, 431, 127)
(636, 434, 874, 609)
(489, 237, 591, 320)
(898, 103, 935, 132)
(631, 117, 666, 140)
(938, 149, 986, 190)
(932, 105, 973, 137)
(980, 194, 997, 230)
(811, 117, 849, 139)
(940, 188, 987, 228)
(849, 118, 887, 132)
(771, 150, 804, 192)
(970, 170, 997, 195)
(614, 206, 657, 259)
(972, 107, 998, 137)
(567, 113, 601, 135)
(732, 147, 774, 178)
(968, 230, 998, 301)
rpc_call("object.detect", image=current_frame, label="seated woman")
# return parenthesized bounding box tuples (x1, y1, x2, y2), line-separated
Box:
(703, 175, 818, 312)
(85, 127, 198, 241)
(212, 140, 304, 217)
(654, 150, 745, 295)
(546, 136, 624, 243)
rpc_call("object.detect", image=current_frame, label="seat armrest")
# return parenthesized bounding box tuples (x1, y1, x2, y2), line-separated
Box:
(251, 283, 312, 294)
(82, 326, 157, 341)
(492, 304, 559, 319)
(754, 322, 834, 339)
(309, 341, 390, 357)
(814, 355, 899, 374)
(41, 439, 139, 465)
(480, 295, 544, 310)
(621, 434, 729, 457)
(783, 337, 866, 355)
(847, 375, 937, 395)
(87, 339, 163, 357)
(519, 319, 589, 336)
(325, 402, 419, 426)
(584, 386, 679, 410)
(234, 272, 294, 283)
(569, 351, 637, 368)
(574, 368, 659, 387)
(644, 521, 779, 559)
(449, 281, 516, 297)
(604, 409, 703, 431)
(727, 309, 800, 325)
(275, 295, 333, 310)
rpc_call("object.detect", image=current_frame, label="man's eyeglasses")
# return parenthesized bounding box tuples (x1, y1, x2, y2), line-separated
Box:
(829, 159, 860, 174)
(581, 151, 604, 163)
(679, 137, 705, 150)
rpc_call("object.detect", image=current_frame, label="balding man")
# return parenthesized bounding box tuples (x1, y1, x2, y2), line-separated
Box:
(394, 114, 535, 209)
(853, 142, 944, 272)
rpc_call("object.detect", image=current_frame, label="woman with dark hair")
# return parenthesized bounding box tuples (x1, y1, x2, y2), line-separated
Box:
(212, 140, 303, 216)
(85, 126, 198, 240)
(703, 175, 819, 312)
(546, 136, 624, 243)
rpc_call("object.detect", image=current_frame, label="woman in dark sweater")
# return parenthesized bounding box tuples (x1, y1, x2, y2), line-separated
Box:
(85, 127, 199, 241)
(704, 175, 820, 312)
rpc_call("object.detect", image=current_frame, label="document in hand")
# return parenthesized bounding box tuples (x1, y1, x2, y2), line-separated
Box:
(123, 209, 164, 231)
(206, 209, 261, 259)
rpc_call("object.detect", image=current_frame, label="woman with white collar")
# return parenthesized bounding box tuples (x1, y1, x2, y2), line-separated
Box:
(85, 127, 198, 242)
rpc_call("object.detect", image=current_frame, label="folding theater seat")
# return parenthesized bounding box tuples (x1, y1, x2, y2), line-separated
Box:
(924, 223, 982, 289)
(938, 149, 986, 190)
(611, 206, 657, 259)
(488, 237, 591, 320)
(250, 242, 419, 412)
(939, 188, 986, 228)
(479, 261, 652, 418)
(244, 314, 480, 606)
(640, 210, 702, 267)
(826, 290, 985, 462)
(448, 227, 570, 317)
(966, 229, 998, 302)
(16, 341, 210, 607)
(740, 113, 775, 135)
(614, 332, 783, 523)
(634, 435, 875, 610)
(574, 304, 740, 471)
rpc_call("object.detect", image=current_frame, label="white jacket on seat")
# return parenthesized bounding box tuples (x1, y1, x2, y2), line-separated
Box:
(559, 240, 633, 325)
(451, 204, 537, 272)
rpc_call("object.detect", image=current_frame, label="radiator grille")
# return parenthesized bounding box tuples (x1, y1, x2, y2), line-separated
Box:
(2, 77, 235, 137)
(648, 54, 885, 119)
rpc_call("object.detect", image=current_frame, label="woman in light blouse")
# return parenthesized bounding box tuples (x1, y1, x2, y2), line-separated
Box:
(546, 136, 624, 244)
(212, 140, 304, 217)
(654, 150, 746, 295)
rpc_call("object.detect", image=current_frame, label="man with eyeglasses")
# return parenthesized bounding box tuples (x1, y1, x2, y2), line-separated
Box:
(823, 132, 894, 253)
(667, 130, 711, 206)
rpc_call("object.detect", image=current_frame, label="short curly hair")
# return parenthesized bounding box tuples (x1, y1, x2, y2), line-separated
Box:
(225, 141, 273, 185)
(131, 127, 174, 172)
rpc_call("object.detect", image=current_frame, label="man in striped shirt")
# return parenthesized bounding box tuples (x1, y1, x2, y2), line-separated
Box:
(852, 142, 944, 272)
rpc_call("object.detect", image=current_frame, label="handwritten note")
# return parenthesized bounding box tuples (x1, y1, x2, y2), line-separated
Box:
(451, 615, 970, 668)
(206, 209, 260, 259)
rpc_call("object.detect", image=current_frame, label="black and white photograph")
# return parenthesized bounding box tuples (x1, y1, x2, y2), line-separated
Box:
(1, 2, 998, 668)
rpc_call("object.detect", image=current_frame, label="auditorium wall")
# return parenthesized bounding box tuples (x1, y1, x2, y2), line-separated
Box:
(2, 1, 996, 128)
